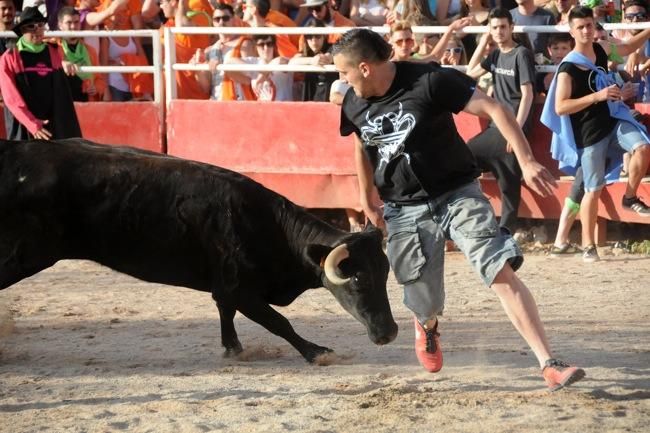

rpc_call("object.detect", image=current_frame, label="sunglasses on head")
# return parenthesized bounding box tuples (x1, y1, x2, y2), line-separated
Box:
(446, 47, 463, 53)
(212, 15, 231, 22)
(305, 34, 324, 40)
(394, 38, 414, 46)
(256, 41, 274, 48)
(20, 21, 46, 32)
(625, 12, 647, 20)
(309, 5, 325, 12)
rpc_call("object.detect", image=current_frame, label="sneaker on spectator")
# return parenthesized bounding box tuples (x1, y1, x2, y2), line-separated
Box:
(550, 243, 581, 257)
(582, 245, 600, 263)
(622, 196, 650, 217)
(414, 317, 443, 372)
(542, 358, 586, 391)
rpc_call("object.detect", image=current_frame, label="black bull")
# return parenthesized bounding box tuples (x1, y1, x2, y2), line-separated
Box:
(0, 139, 398, 363)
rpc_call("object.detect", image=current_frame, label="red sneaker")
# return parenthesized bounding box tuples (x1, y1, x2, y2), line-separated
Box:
(542, 359, 586, 391)
(414, 317, 443, 372)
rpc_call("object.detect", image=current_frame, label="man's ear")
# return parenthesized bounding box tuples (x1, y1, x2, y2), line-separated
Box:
(359, 61, 371, 78)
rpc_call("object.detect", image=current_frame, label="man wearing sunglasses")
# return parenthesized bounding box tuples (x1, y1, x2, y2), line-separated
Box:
(193, 2, 256, 100)
(0, 7, 81, 140)
(466, 8, 536, 236)
(300, 0, 354, 44)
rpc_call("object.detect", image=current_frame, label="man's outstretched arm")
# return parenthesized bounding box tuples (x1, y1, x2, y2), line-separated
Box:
(463, 89, 557, 197)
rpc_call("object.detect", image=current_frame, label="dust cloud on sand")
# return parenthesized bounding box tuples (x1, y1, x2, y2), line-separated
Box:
(0, 254, 648, 433)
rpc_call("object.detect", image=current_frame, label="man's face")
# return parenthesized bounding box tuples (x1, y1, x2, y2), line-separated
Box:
(159, 0, 176, 19)
(390, 30, 414, 60)
(212, 9, 233, 28)
(255, 37, 275, 62)
(624, 5, 647, 35)
(557, 0, 575, 14)
(569, 17, 595, 45)
(548, 41, 572, 64)
(0, 0, 16, 27)
(489, 17, 513, 45)
(310, 3, 328, 21)
(20, 21, 46, 44)
(58, 13, 81, 32)
(334, 53, 369, 98)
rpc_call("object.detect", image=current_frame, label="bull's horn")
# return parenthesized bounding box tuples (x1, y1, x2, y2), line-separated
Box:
(323, 244, 351, 285)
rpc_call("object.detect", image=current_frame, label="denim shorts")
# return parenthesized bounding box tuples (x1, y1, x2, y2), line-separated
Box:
(383, 180, 523, 323)
(579, 119, 648, 192)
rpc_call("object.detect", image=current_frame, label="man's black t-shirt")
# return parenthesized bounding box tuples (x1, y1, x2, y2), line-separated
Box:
(340, 61, 480, 204)
(557, 43, 617, 149)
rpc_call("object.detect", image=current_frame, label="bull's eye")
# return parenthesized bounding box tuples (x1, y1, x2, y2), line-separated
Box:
(353, 276, 359, 283)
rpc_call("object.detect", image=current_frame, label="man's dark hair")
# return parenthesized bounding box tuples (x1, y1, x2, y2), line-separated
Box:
(214, 2, 234, 15)
(548, 32, 574, 47)
(488, 7, 513, 24)
(623, 0, 648, 11)
(568, 6, 594, 22)
(331, 28, 392, 65)
(57, 6, 79, 21)
(252, 0, 270, 18)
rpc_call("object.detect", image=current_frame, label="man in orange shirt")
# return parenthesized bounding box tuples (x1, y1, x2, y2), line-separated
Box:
(160, 0, 211, 99)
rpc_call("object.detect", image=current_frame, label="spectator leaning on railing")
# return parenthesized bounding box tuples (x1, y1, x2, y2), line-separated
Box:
(0, 7, 81, 140)
(57, 6, 106, 102)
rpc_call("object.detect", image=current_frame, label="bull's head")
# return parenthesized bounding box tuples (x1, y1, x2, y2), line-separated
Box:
(306, 226, 398, 346)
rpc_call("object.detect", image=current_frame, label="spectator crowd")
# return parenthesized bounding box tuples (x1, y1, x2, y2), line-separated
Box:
(0, 0, 649, 254)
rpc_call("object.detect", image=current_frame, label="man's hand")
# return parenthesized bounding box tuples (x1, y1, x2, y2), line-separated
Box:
(33, 120, 52, 140)
(61, 61, 78, 76)
(520, 160, 557, 197)
(596, 84, 622, 101)
(362, 203, 385, 230)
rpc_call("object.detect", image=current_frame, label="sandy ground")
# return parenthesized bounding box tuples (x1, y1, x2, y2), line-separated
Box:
(0, 252, 649, 433)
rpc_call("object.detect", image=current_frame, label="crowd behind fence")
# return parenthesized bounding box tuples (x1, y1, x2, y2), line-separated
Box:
(2, 21, 650, 106)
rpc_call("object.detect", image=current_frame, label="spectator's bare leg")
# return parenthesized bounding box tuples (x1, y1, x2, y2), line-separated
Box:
(624, 145, 650, 199)
(580, 190, 601, 247)
(553, 203, 578, 247)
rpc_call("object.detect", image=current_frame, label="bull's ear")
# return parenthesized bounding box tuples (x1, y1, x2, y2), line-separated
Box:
(303, 244, 331, 270)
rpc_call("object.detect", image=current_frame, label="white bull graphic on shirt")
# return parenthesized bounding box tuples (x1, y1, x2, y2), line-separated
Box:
(360, 103, 416, 167)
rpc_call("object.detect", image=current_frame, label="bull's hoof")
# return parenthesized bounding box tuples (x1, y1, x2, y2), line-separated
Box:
(304, 346, 333, 364)
(223, 343, 243, 358)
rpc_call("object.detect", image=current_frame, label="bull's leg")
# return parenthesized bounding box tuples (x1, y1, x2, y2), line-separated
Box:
(235, 297, 332, 363)
(0, 215, 58, 290)
(215, 302, 243, 357)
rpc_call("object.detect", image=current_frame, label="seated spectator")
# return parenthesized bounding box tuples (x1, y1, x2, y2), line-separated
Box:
(77, 0, 129, 56)
(350, 0, 388, 26)
(0, 7, 81, 140)
(227, 34, 294, 101)
(159, 0, 211, 99)
(57, 6, 106, 102)
(244, 0, 299, 57)
(100, 8, 152, 101)
(538, 32, 573, 96)
(389, 19, 416, 60)
(289, 19, 337, 101)
(466, 8, 537, 234)
(440, 34, 468, 66)
(412, 32, 440, 59)
(510, 0, 557, 57)
(192, 2, 256, 100)
(555, 0, 577, 25)
(301, 0, 355, 44)
(459, 0, 489, 57)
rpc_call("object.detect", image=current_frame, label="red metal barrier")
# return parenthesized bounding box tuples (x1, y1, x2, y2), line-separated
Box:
(166, 100, 361, 208)
(0, 102, 163, 153)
